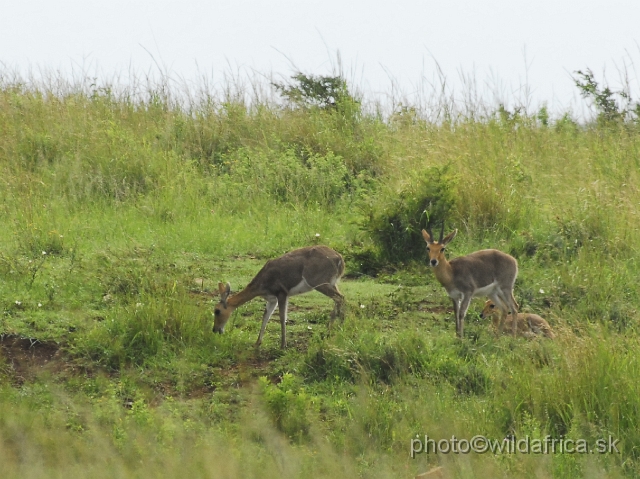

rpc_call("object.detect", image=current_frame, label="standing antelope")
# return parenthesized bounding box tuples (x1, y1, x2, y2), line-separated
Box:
(422, 227, 519, 338)
(481, 300, 555, 339)
(213, 245, 345, 349)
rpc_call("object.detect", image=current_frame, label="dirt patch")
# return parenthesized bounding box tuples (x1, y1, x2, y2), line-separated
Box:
(0, 334, 63, 383)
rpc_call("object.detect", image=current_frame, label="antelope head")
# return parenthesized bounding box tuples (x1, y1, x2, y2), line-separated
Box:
(213, 282, 234, 333)
(480, 300, 497, 319)
(421, 225, 458, 267)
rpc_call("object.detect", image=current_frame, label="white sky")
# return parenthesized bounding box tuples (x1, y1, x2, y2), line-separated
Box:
(1, 0, 639, 115)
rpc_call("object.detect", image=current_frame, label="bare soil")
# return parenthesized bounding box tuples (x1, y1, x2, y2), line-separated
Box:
(0, 334, 63, 383)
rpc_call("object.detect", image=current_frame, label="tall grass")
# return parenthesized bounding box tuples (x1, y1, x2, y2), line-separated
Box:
(1, 68, 640, 477)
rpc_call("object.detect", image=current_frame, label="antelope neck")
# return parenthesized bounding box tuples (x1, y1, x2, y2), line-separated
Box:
(432, 257, 454, 287)
(227, 288, 260, 308)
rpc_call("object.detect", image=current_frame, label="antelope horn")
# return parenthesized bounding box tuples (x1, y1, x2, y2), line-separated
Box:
(439, 223, 445, 243)
(426, 222, 434, 242)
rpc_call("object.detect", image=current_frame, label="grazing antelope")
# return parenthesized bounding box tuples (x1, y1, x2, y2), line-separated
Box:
(481, 300, 555, 339)
(422, 227, 519, 338)
(213, 245, 345, 349)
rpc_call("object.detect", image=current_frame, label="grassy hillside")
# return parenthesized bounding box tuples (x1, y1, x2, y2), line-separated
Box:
(0, 71, 639, 478)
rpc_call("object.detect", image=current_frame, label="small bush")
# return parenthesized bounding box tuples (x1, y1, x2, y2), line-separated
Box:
(573, 68, 639, 125)
(360, 165, 457, 264)
(273, 72, 360, 117)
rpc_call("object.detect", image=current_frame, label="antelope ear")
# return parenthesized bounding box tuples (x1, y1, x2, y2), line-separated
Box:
(218, 282, 231, 308)
(421, 229, 432, 243)
(218, 282, 231, 298)
(441, 229, 458, 246)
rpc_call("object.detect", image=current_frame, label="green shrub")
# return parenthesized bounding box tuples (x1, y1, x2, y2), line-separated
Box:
(360, 165, 457, 264)
(273, 73, 359, 116)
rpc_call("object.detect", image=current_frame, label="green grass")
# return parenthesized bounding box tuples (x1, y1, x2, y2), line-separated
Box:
(0, 70, 639, 478)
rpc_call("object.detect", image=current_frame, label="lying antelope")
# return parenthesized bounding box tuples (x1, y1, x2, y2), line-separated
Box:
(422, 227, 519, 338)
(213, 245, 345, 349)
(481, 300, 555, 339)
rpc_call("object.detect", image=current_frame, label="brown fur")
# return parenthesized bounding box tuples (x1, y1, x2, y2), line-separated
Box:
(213, 245, 345, 348)
(480, 300, 555, 339)
(422, 228, 519, 338)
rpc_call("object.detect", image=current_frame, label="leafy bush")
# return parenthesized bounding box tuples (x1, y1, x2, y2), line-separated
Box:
(273, 72, 360, 116)
(573, 69, 639, 124)
(360, 165, 457, 264)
